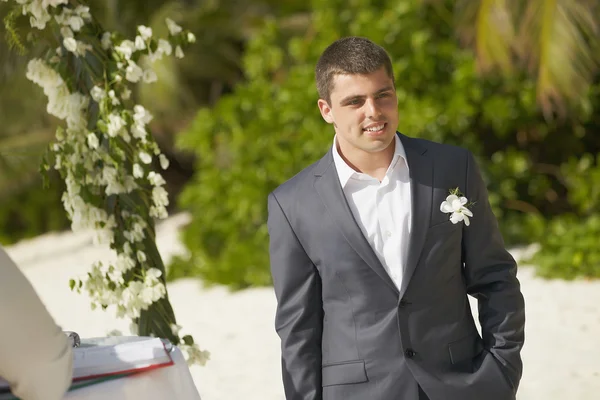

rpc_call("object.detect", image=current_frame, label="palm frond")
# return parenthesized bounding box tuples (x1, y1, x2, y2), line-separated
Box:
(455, 0, 516, 73)
(518, 0, 600, 116)
(3, 4, 27, 55)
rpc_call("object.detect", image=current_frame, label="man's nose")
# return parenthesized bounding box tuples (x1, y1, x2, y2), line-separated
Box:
(365, 98, 381, 118)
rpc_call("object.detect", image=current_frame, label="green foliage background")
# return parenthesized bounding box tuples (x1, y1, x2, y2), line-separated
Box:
(173, 0, 600, 287)
(1, 0, 598, 283)
(0, 0, 310, 245)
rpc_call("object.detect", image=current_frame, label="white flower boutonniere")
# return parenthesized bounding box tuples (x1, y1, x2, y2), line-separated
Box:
(440, 187, 475, 226)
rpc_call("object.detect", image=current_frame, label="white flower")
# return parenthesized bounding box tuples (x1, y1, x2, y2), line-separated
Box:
(146, 268, 162, 281)
(152, 186, 169, 209)
(94, 228, 115, 245)
(150, 184, 169, 219)
(24, 1, 52, 29)
(159, 154, 169, 170)
(87, 133, 99, 149)
(125, 61, 144, 83)
(187, 32, 196, 43)
(165, 18, 182, 35)
(137, 250, 147, 263)
(108, 90, 120, 106)
(157, 39, 172, 56)
(115, 40, 135, 60)
(131, 123, 147, 140)
(103, 167, 126, 195)
(175, 45, 184, 59)
(116, 253, 136, 272)
(101, 32, 112, 50)
(132, 219, 147, 239)
(180, 343, 210, 366)
(133, 163, 144, 178)
(54, 154, 62, 169)
(26, 59, 63, 89)
(90, 86, 105, 102)
(440, 192, 474, 226)
(138, 25, 152, 40)
(147, 171, 166, 186)
(42, 0, 68, 7)
(107, 113, 126, 137)
(75, 41, 92, 57)
(60, 26, 73, 38)
(123, 175, 137, 192)
(68, 15, 85, 31)
(153, 186, 168, 205)
(74, 5, 91, 20)
(134, 35, 146, 50)
(170, 324, 182, 336)
(139, 151, 152, 164)
(133, 105, 153, 124)
(63, 37, 77, 53)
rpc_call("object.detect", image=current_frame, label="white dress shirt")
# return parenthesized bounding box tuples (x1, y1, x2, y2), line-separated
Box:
(332, 135, 412, 290)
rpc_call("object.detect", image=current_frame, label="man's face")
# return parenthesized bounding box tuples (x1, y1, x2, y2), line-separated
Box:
(318, 67, 398, 157)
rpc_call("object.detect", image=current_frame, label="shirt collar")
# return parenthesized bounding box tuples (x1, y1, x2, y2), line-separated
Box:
(332, 133, 408, 188)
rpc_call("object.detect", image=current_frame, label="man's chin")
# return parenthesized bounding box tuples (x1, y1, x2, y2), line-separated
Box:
(362, 134, 395, 152)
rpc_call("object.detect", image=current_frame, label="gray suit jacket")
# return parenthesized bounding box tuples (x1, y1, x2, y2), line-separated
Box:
(267, 133, 525, 400)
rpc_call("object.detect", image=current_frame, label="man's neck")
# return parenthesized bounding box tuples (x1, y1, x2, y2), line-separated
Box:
(337, 141, 395, 182)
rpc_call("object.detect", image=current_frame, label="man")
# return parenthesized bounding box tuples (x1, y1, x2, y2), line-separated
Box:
(0, 246, 73, 400)
(267, 36, 525, 400)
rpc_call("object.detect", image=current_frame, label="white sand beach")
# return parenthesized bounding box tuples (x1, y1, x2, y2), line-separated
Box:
(5, 213, 600, 400)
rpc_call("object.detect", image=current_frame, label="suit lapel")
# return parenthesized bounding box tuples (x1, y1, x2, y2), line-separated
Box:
(398, 134, 433, 298)
(313, 151, 399, 294)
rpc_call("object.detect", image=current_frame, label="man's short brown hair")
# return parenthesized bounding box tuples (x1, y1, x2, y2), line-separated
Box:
(315, 36, 395, 103)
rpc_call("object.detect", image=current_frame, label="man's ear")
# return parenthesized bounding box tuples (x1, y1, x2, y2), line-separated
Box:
(317, 99, 334, 124)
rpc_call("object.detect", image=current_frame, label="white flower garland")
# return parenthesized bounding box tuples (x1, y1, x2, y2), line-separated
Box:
(4, 0, 208, 366)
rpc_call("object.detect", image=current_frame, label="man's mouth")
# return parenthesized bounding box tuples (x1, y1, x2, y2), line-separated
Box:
(363, 123, 386, 133)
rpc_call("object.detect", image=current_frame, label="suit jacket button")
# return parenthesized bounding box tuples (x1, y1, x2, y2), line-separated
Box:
(405, 348, 416, 358)
(399, 299, 409, 307)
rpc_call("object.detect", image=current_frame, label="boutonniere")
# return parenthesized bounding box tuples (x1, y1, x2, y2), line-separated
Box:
(440, 187, 475, 226)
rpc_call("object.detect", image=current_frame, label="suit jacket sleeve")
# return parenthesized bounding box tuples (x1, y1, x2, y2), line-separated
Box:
(268, 192, 323, 400)
(0, 246, 73, 400)
(461, 150, 526, 390)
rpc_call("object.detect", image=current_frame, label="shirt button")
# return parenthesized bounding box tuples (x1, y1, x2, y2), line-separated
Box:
(386, 231, 392, 237)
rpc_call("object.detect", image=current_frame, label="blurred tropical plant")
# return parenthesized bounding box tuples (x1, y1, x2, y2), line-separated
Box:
(2, 0, 212, 363)
(423, 0, 600, 118)
(0, 3, 69, 242)
(173, 0, 600, 287)
(0, 0, 310, 244)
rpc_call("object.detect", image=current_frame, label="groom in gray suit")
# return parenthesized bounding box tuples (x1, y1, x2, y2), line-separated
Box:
(267, 37, 525, 400)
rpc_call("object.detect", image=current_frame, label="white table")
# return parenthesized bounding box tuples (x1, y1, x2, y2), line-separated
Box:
(65, 337, 201, 400)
